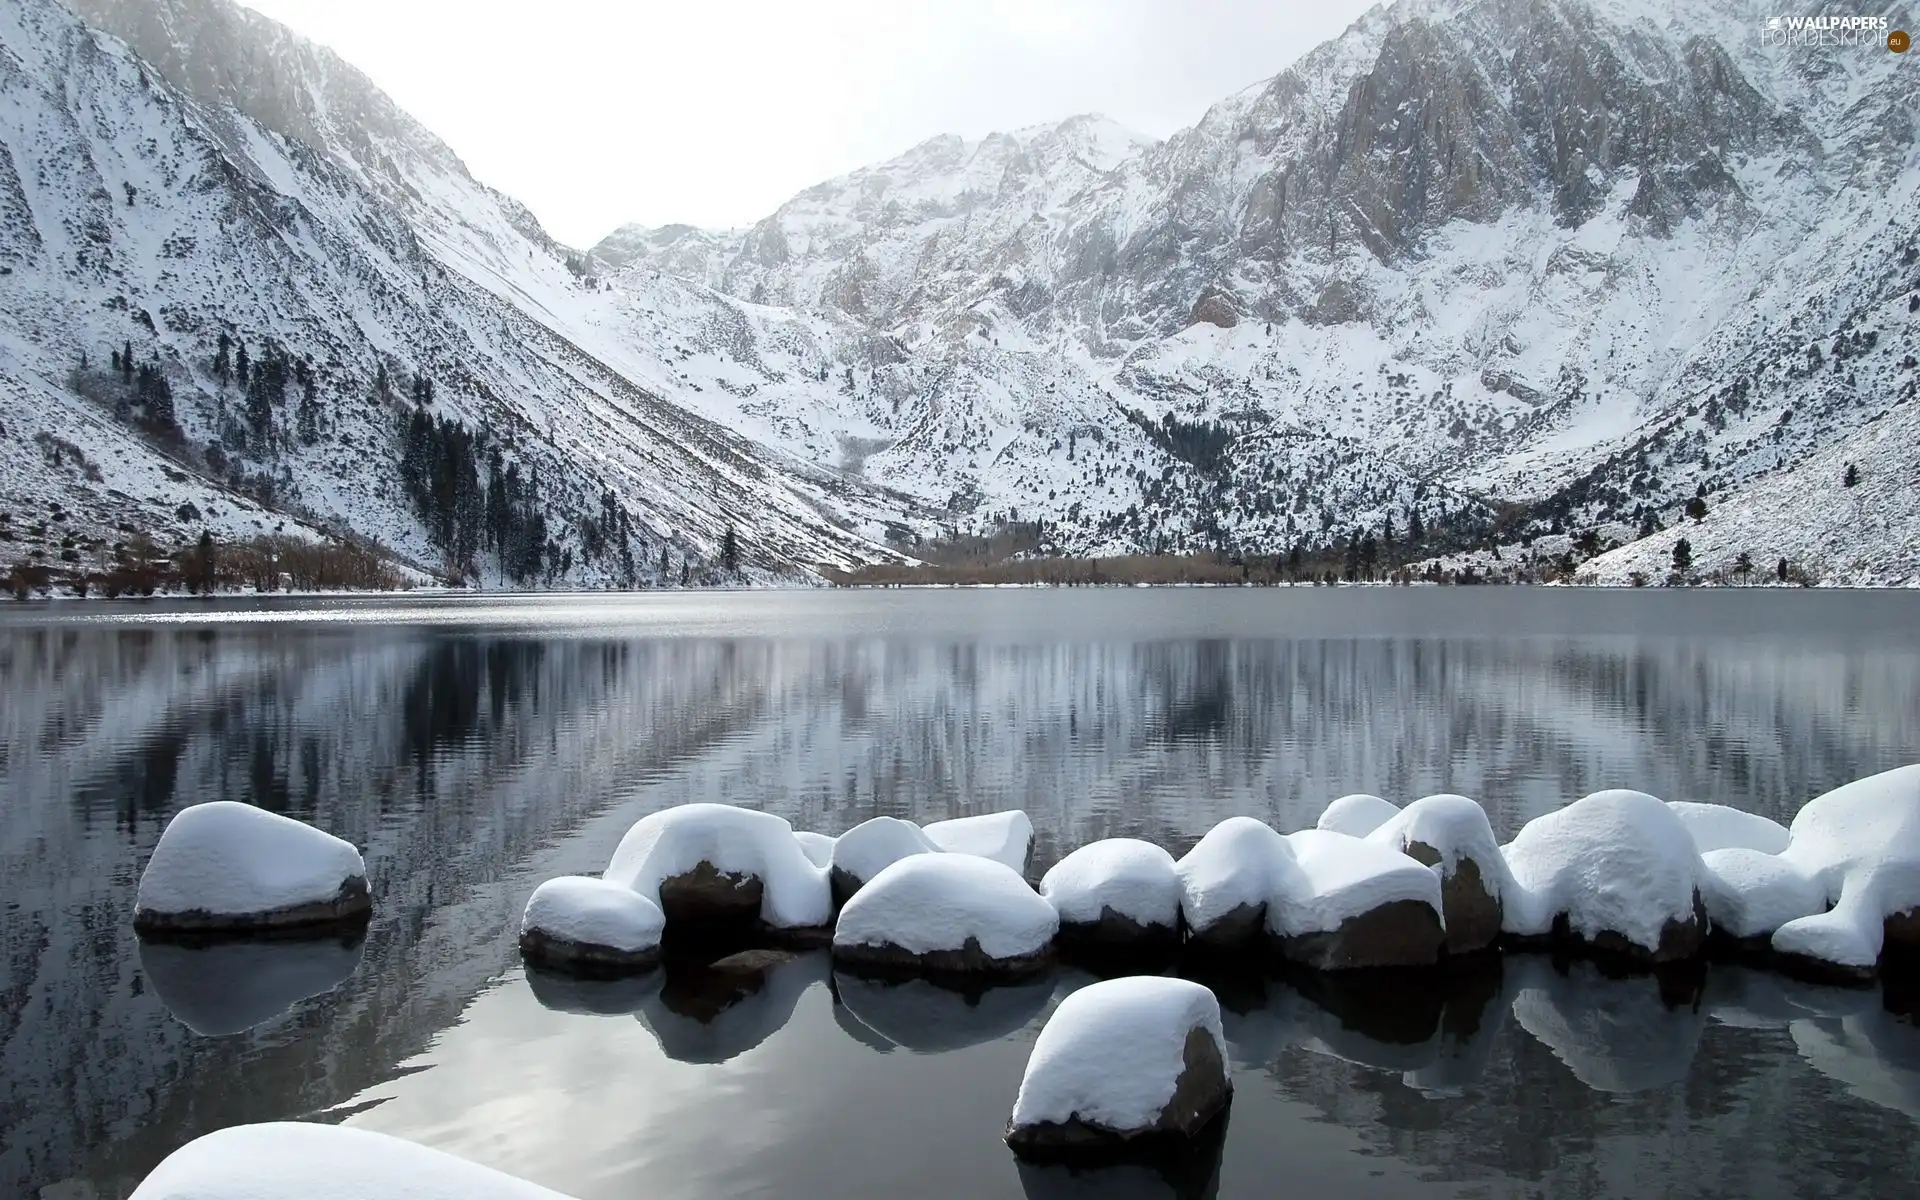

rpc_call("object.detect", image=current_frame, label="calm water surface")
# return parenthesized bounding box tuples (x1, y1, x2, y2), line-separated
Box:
(4, 589, 1920, 1199)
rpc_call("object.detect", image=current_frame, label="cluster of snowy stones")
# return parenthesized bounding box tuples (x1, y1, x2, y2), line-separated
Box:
(513, 766, 1920, 990)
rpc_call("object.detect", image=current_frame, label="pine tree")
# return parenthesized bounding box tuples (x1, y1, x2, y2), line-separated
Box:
(110, 347, 120, 372)
(1843, 463, 1859, 488)
(721, 525, 740, 575)
(1407, 507, 1424, 543)
(1672, 538, 1692, 575)
(1776, 556, 1790, 582)
(1734, 551, 1753, 579)
(1685, 496, 1708, 522)
(213, 333, 231, 386)
(121, 341, 133, 383)
(235, 341, 250, 387)
(658, 545, 670, 583)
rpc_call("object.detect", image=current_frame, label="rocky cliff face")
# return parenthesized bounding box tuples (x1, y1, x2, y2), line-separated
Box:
(590, 0, 1920, 565)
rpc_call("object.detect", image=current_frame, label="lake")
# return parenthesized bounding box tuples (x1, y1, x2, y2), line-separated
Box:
(3, 588, 1919, 1199)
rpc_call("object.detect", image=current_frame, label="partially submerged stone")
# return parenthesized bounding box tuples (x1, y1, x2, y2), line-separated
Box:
(1697, 848, 1824, 947)
(1271, 830, 1445, 970)
(518, 876, 664, 975)
(1008, 976, 1231, 1158)
(829, 816, 940, 906)
(1316, 793, 1400, 838)
(1041, 838, 1182, 956)
(1366, 794, 1509, 955)
(134, 802, 370, 936)
(1175, 817, 1289, 953)
(603, 803, 831, 937)
(923, 810, 1035, 874)
(833, 853, 1058, 979)
(1502, 789, 1707, 965)
(1772, 764, 1920, 982)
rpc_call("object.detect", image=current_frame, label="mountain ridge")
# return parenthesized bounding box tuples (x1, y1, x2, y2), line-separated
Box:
(4, 0, 1916, 588)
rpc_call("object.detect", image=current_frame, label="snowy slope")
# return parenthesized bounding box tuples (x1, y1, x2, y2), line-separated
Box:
(1, 0, 923, 585)
(1575, 397, 1920, 587)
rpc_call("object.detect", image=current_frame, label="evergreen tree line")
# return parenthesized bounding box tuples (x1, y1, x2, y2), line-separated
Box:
(399, 409, 557, 584)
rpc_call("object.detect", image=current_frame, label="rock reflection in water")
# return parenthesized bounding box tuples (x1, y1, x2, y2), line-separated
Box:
(139, 935, 366, 1037)
(832, 970, 1056, 1054)
(636, 952, 828, 1065)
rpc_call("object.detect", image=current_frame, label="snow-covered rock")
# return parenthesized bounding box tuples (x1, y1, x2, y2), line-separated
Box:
(793, 831, 838, 869)
(1040, 838, 1182, 954)
(833, 853, 1058, 977)
(1668, 802, 1792, 855)
(1366, 794, 1510, 955)
(828, 816, 941, 905)
(134, 802, 370, 935)
(138, 937, 363, 1037)
(1316, 794, 1400, 838)
(1271, 830, 1445, 970)
(518, 876, 664, 974)
(1772, 765, 1920, 980)
(128, 1122, 574, 1200)
(1007, 977, 1230, 1156)
(603, 804, 831, 933)
(1697, 848, 1825, 942)
(1175, 817, 1290, 951)
(1501, 789, 1707, 962)
(923, 811, 1035, 874)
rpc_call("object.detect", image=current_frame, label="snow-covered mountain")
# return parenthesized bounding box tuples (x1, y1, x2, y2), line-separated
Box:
(4, 0, 1917, 583)
(0, 0, 926, 588)
(591, 0, 1919, 566)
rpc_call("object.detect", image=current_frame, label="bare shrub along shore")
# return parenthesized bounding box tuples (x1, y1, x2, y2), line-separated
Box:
(5, 530, 406, 599)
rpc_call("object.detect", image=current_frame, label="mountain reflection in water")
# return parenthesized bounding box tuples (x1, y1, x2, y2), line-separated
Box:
(2, 590, 1917, 1198)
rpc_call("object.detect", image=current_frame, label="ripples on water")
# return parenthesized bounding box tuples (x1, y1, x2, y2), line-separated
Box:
(2, 589, 1918, 1198)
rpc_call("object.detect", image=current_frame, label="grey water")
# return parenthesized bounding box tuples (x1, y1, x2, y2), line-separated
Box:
(3, 588, 1919, 1199)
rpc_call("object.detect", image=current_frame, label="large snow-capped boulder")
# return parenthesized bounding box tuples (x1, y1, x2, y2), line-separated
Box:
(1316, 794, 1400, 838)
(829, 816, 941, 906)
(1271, 830, 1445, 970)
(1007, 976, 1230, 1157)
(1668, 802, 1791, 855)
(603, 804, 831, 933)
(1697, 848, 1825, 943)
(134, 802, 370, 936)
(833, 853, 1058, 978)
(1176, 817, 1290, 951)
(1501, 790, 1707, 963)
(1040, 838, 1182, 955)
(922, 811, 1035, 874)
(1772, 765, 1920, 980)
(129, 1122, 574, 1200)
(519, 876, 664, 974)
(1366, 794, 1510, 955)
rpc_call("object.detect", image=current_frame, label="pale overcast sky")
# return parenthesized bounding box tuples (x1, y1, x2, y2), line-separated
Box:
(239, 1, 1378, 247)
